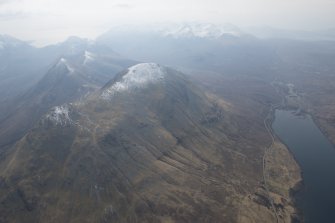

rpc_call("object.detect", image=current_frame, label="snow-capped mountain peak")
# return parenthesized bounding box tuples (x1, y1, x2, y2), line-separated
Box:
(101, 63, 165, 99)
(162, 23, 243, 39)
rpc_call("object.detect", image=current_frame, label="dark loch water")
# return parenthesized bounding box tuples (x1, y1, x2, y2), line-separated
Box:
(272, 110, 335, 223)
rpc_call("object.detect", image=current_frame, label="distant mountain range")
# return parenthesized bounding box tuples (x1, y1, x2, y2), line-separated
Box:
(246, 26, 335, 41)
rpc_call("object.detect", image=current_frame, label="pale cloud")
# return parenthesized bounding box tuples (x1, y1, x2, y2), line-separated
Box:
(0, 11, 28, 20)
(113, 3, 133, 9)
(0, 0, 14, 5)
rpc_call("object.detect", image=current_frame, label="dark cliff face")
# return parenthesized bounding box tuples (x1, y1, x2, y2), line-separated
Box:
(0, 63, 262, 223)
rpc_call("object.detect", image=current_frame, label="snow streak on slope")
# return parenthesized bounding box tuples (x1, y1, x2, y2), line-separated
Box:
(83, 51, 95, 65)
(57, 58, 75, 73)
(101, 63, 165, 99)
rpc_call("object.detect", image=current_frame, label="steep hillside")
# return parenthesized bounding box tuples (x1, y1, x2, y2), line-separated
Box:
(0, 53, 136, 153)
(0, 63, 267, 222)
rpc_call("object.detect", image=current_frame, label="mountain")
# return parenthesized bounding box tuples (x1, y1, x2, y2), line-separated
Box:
(0, 35, 132, 106)
(247, 26, 335, 41)
(161, 23, 244, 39)
(0, 48, 136, 153)
(0, 35, 30, 50)
(0, 63, 271, 222)
(0, 30, 316, 222)
(96, 23, 277, 77)
(0, 35, 48, 103)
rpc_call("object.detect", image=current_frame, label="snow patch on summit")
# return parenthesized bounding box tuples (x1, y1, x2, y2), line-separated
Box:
(45, 105, 72, 126)
(101, 63, 165, 99)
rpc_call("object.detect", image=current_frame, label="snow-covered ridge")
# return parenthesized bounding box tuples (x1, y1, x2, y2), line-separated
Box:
(45, 105, 73, 126)
(101, 63, 165, 99)
(163, 23, 242, 39)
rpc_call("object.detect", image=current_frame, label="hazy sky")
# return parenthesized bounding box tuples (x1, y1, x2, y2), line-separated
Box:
(0, 0, 334, 46)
